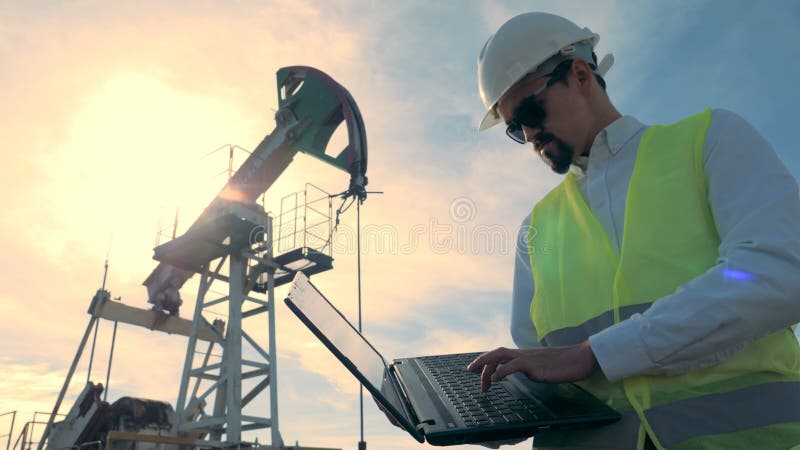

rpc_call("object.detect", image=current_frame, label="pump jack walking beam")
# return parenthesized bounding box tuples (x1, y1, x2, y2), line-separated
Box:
(142, 66, 368, 308)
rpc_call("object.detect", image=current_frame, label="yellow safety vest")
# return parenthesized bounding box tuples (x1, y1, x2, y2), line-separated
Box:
(527, 109, 800, 450)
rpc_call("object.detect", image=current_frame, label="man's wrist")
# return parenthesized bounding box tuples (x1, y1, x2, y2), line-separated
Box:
(589, 319, 654, 382)
(580, 340, 599, 372)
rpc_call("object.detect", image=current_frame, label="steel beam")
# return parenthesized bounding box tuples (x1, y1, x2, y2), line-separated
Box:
(37, 312, 98, 450)
(224, 252, 244, 443)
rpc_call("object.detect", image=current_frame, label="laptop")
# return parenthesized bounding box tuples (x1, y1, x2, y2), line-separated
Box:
(284, 273, 621, 446)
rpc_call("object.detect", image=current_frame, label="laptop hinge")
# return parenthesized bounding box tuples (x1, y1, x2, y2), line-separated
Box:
(392, 361, 439, 427)
(416, 419, 436, 431)
(390, 363, 425, 422)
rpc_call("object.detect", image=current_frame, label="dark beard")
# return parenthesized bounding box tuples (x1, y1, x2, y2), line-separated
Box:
(538, 135, 575, 174)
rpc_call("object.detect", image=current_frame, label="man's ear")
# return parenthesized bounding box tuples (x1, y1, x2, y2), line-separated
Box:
(570, 59, 594, 92)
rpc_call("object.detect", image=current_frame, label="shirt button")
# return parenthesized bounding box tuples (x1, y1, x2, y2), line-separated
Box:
(594, 197, 606, 210)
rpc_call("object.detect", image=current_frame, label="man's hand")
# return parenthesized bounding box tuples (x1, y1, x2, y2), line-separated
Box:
(467, 341, 599, 391)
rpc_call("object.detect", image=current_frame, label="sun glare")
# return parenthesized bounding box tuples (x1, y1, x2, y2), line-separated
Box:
(36, 71, 260, 279)
(33, 69, 351, 288)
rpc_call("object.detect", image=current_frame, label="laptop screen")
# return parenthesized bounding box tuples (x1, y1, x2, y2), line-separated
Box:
(286, 274, 424, 441)
(287, 273, 388, 388)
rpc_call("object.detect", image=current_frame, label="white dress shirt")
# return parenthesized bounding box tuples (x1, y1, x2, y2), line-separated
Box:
(511, 109, 800, 382)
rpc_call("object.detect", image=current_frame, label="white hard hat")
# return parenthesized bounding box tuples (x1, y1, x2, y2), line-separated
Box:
(477, 12, 614, 131)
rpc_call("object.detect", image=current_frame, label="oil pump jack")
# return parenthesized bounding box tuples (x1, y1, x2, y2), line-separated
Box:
(37, 66, 369, 450)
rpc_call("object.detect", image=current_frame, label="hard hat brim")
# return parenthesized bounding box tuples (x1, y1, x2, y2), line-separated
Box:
(479, 110, 502, 131)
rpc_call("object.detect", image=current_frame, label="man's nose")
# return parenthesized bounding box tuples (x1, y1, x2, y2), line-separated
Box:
(522, 125, 542, 145)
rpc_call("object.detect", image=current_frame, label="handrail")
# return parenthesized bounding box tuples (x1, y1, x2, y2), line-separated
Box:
(274, 183, 333, 257)
(103, 431, 195, 450)
(0, 411, 15, 450)
(12, 422, 29, 450)
(59, 439, 103, 450)
(12, 415, 65, 450)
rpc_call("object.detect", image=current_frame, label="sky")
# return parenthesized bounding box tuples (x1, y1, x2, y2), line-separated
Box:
(1, 1, 799, 449)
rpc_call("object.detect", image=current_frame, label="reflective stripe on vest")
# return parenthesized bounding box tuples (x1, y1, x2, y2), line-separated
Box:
(645, 381, 800, 448)
(528, 109, 800, 449)
(540, 303, 652, 347)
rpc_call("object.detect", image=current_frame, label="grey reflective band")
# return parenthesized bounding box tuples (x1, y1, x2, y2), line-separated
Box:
(533, 410, 641, 450)
(646, 381, 800, 448)
(541, 303, 652, 346)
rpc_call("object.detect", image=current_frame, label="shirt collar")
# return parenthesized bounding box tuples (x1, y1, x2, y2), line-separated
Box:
(595, 115, 645, 156)
(570, 115, 645, 176)
(571, 155, 589, 176)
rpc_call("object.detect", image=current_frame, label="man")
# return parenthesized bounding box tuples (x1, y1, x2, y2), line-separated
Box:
(466, 12, 800, 450)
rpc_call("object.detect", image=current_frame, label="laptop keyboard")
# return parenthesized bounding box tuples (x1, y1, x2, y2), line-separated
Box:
(418, 353, 553, 428)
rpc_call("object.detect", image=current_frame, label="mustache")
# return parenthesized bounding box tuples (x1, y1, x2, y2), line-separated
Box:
(533, 132, 556, 150)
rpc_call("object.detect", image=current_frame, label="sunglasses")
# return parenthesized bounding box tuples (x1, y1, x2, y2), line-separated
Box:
(505, 60, 573, 144)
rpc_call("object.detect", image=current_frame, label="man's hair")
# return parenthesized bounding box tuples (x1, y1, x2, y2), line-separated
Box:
(552, 54, 607, 92)
(591, 51, 607, 91)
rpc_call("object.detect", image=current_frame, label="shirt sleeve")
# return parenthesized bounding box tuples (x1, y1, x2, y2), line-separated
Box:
(511, 213, 540, 348)
(589, 108, 800, 382)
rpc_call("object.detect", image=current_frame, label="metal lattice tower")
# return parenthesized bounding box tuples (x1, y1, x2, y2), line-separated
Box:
(142, 66, 368, 449)
(164, 204, 277, 447)
(36, 65, 366, 450)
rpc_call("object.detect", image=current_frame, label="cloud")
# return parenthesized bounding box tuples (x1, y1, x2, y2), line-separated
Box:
(0, 4, 538, 446)
(7, 2, 796, 450)
(0, 360, 69, 413)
